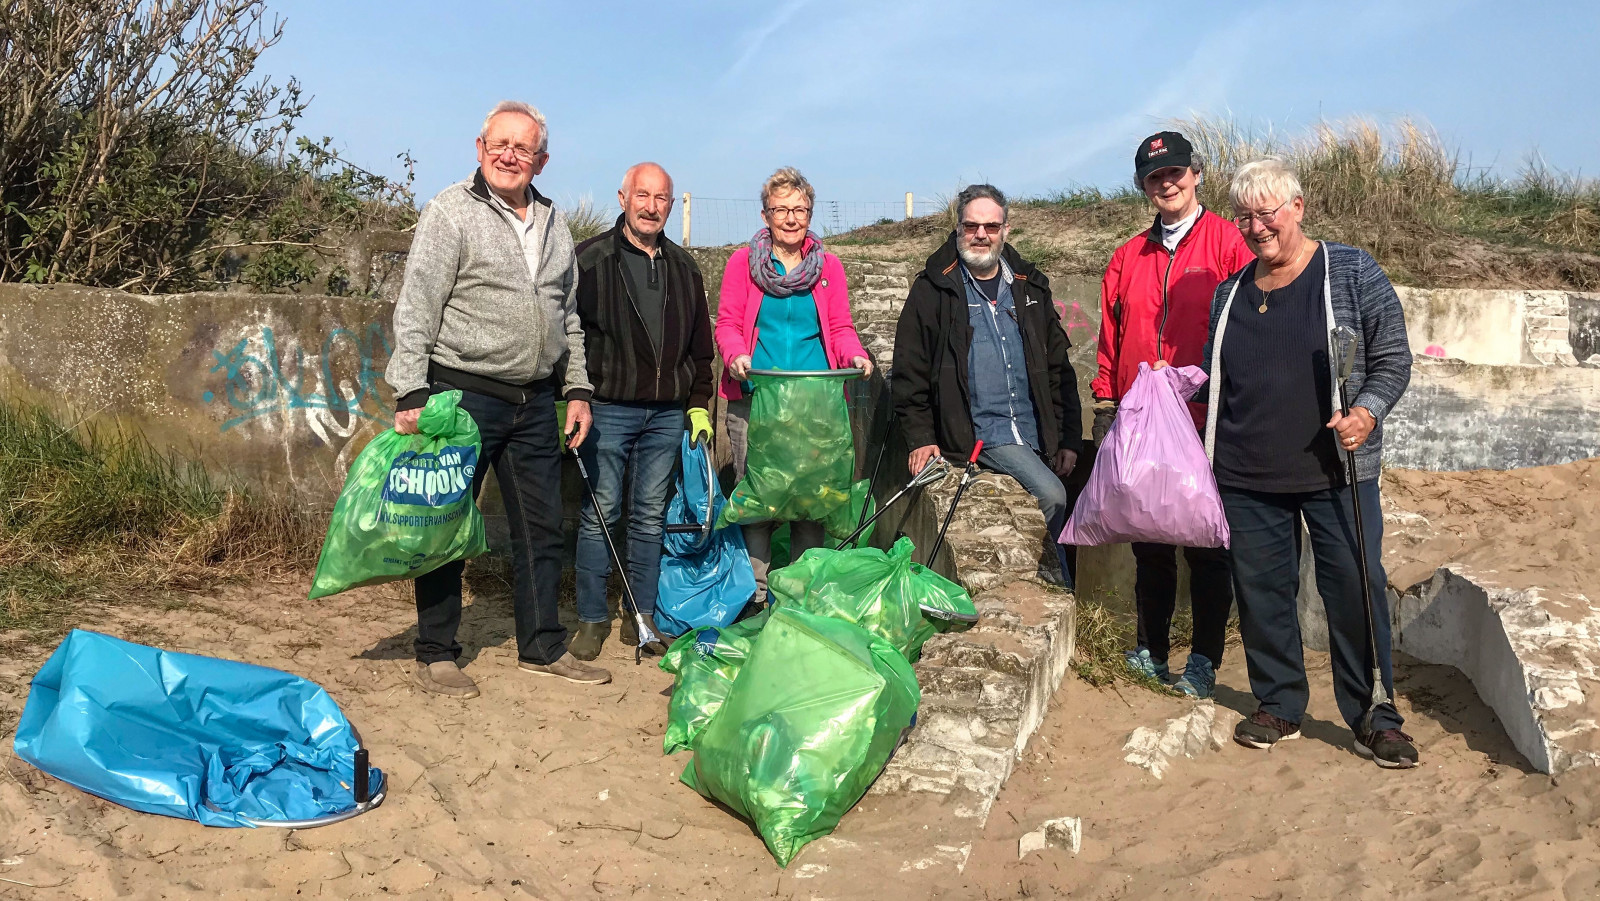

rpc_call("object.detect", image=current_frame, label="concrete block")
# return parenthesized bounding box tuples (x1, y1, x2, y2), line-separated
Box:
(1122, 701, 1244, 779)
(1395, 565, 1600, 774)
(1018, 817, 1082, 858)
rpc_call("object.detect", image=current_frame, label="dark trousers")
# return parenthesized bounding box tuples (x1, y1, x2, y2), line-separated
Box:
(414, 384, 567, 666)
(1221, 480, 1402, 733)
(1131, 542, 1232, 665)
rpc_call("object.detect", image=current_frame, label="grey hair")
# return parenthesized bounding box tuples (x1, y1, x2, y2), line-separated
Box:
(621, 162, 674, 197)
(1230, 158, 1303, 210)
(760, 166, 815, 208)
(955, 184, 1008, 223)
(480, 100, 548, 152)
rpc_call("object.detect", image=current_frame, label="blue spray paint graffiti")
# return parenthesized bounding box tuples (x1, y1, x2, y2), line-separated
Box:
(206, 322, 393, 440)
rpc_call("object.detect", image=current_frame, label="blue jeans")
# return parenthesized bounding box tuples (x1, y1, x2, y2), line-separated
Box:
(414, 383, 566, 666)
(978, 443, 1072, 583)
(575, 401, 684, 622)
(1221, 480, 1402, 733)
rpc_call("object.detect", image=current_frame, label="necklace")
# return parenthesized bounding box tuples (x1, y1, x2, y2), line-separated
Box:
(1256, 239, 1314, 314)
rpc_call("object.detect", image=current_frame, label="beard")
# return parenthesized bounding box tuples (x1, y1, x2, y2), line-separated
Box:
(958, 239, 1003, 271)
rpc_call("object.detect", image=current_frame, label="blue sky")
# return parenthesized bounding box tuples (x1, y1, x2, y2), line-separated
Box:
(256, 0, 1597, 242)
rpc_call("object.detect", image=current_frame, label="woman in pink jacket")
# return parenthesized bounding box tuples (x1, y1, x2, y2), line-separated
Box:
(716, 166, 872, 604)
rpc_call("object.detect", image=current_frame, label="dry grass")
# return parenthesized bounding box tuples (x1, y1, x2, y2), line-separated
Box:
(0, 400, 319, 644)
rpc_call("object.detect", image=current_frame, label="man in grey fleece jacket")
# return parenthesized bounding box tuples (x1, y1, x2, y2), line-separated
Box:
(385, 101, 609, 697)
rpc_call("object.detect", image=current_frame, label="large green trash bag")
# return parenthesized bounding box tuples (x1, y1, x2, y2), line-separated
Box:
(679, 606, 919, 867)
(767, 536, 977, 662)
(308, 391, 489, 599)
(717, 374, 854, 530)
(658, 609, 769, 755)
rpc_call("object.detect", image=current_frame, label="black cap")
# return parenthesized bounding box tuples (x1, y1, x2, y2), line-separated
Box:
(1134, 131, 1194, 183)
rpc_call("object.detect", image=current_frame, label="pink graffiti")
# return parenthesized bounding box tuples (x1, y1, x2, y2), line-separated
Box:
(1424, 345, 1447, 357)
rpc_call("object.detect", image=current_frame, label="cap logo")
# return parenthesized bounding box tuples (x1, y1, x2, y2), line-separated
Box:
(1151, 138, 1165, 151)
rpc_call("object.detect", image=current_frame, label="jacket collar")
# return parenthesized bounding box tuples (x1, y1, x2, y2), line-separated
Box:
(923, 231, 1040, 293)
(1144, 204, 1211, 249)
(468, 168, 551, 211)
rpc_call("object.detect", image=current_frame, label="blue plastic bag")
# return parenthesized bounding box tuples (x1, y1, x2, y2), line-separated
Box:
(656, 434, 757, 637)
(13, 630, 383, 827)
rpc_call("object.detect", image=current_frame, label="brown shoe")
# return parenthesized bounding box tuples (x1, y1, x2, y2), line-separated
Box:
(568, 621, 608, 661)
(518, 652, 612, 685)
(413, 661, 480, 699)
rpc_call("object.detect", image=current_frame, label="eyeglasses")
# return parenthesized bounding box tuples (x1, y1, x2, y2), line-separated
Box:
(961, 221, 1006, 235)
(1233, 200, 1292, 229)
(764, 206, 812, 220)
(482, 141, 543, 163)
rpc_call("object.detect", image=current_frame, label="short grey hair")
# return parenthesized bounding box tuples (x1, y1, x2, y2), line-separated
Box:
(760, 167, 814, 208)
(621, 162, 674, 197)
(1230, 158, 1303, 211)
(955, 184, 1008, 223)
(480, 100, 548, 152)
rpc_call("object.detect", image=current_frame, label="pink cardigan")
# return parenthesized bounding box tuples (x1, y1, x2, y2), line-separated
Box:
(714, 244, 869, 401)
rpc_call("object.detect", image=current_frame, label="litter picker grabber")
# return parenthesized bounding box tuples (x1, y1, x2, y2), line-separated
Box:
(833, 454, 951, 549)
(1330, 326, 1389, 735)
(926, 441, 984, 569)
(569, 431, 663, 664)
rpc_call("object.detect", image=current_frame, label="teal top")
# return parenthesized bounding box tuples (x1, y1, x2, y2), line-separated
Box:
(751, 258, 828, 372)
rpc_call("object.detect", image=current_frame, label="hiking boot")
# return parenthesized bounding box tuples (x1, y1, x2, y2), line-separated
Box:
(1355, 728, 1420, 769)
(1234, 710, 1301, 749)
(1174, 653, 1217, 699)
(620, 613, 668, 657)
(568, 621, 608, 661)
(1123, 648, 1171, 683)
(518, 652, 612, 685)
(413, 661, 480, 699)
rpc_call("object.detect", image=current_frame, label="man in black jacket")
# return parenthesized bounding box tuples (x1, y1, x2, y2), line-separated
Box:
(569, 162, 715, 659)
(892, 184, 1082, 582)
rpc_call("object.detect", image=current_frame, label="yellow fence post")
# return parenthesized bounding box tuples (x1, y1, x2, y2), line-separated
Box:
(905, 192, 913, 220)
(682, 193, 692, 246)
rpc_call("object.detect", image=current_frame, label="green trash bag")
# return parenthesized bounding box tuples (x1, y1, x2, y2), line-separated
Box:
(770, 479, 877, 569)
(308, 390, 489, 599)
(680, 606, 919, 867)
(717, 374, 854, 531)
(767, 536, 977, 662)
(658, 609, 769, 755)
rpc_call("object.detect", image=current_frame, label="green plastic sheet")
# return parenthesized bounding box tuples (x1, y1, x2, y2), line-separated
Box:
(768, 537, 977, 662)
(678, 606, 918, 867)
(717, 374, 854, 532)
(308, 391, 488, 599)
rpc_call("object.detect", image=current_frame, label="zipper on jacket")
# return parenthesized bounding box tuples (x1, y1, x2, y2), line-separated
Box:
(616, 256, 663, 388)
(1154, 248, 1178, 362)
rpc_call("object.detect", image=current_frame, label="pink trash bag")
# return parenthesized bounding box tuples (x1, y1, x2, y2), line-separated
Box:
(1060, 363, 1229, 548)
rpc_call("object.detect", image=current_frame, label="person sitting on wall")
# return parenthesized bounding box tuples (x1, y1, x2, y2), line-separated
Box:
(1092, 131, 1254, 699)
(385, 100, 611, 698)
(891, 184, 1083, 580)
(567, 163, 715, 659)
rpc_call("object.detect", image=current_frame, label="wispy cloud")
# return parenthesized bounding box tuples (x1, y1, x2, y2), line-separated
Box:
(718, 0, 811, 87)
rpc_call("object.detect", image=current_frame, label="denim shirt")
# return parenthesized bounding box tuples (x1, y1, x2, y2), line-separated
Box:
(964, 260, 1040, 451)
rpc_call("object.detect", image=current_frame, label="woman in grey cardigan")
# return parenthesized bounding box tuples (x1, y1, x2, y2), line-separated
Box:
(1197, 158, 1416, 768)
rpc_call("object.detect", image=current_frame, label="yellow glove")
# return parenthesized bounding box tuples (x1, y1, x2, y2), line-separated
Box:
(688, 407, 713, 446)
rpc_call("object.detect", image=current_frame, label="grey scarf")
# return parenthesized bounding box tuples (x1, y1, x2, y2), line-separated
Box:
(748, 227, 825, 297)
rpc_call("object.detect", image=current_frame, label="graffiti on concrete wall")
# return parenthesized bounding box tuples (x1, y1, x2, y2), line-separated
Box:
(203, 321, 393, 478)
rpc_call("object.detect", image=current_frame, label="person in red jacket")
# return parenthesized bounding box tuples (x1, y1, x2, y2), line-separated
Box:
(1091, 131, 1253, 698)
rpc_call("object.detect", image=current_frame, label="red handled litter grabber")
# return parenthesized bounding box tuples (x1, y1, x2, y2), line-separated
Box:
(926, 440, 983, 570)
(1330, 326, 1389, 736)
(569, 429, 663, 664)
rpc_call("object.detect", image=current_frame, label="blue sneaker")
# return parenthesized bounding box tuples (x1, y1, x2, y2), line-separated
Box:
(1175, 653, 1217, 699)
(1123, 649, 1171, 683)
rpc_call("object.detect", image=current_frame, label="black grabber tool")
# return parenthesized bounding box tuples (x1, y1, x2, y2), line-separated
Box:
(832, 454, 952, 550)
(569, 431, 663, 664)
(926, 440, 984, 570)
(1330, 326, 1389, 734)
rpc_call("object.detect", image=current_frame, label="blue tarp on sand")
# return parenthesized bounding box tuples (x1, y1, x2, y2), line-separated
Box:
(14, 629, 383, 827)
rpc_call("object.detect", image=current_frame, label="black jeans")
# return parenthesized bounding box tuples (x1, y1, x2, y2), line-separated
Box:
(414, 384, 567, 666)
(1221, 479, 1402, 733)
(1131, 542, 1232, 666)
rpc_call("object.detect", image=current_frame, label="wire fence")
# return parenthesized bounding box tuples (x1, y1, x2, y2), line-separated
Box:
(664, 197, 948, 248)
